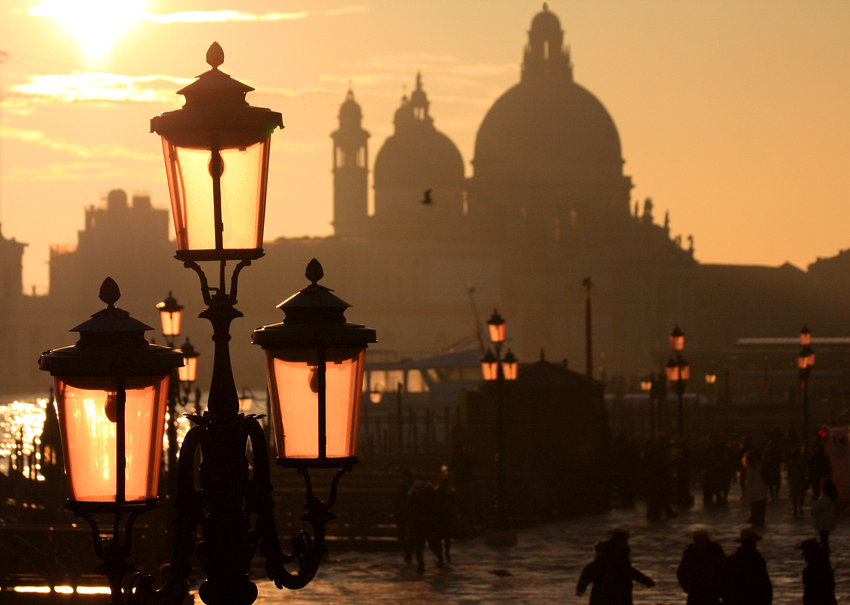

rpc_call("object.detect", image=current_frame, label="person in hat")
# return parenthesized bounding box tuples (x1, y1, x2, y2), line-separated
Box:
(722, 527, 772, 605)
(676, 529, 726, 605)
(576, 527, 655, 604)
(799, 538, 836, 605)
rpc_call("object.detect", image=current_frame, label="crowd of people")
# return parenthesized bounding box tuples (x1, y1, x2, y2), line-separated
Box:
(611, 429, 836, 526)
(597, 428, 842, 604)
(577, 526, 836, 605)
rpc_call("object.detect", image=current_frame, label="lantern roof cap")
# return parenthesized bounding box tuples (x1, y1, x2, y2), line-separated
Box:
(39, 278, 183, 377)
(150, 42, 283, 137)
(252, 259, 377, 349)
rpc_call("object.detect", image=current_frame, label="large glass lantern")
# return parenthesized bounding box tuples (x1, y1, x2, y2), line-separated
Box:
(252, 259, 377, 467)
(157, 291, 184, 338)
(38, 278, 183, 510)
(150, 42, 283, 261)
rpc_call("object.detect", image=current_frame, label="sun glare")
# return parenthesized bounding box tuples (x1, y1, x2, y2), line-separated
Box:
(30, 0, 146, 60)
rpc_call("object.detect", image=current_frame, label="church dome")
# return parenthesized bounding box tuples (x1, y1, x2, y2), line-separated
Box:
(530, 3, 561, 31)
(374, 74, 463, 190)
(472, 6, 624, 185)
(473, 80, 622, 179)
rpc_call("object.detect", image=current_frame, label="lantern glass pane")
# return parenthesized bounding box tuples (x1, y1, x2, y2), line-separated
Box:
(681, 365, 690, 381)
(488, 323, 506, 344)
(161, 136, 270, 253)
(265, 348, 365, 460)
(798, 355, 808, 370)
(54, 375, 169, 503)
(160, 310, 182, 337)
(178, 355, 198, 383)
(670, 334, 685, 352)
(481, 360, 498, 381)
(502, 360, 518, 381)
(665, 365, 679, 382)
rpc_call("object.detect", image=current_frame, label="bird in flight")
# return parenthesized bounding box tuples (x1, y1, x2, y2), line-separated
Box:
(420, 189, 433, 205)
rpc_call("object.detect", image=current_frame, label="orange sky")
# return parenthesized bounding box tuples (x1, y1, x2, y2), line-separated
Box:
(1, 1, 849, 293)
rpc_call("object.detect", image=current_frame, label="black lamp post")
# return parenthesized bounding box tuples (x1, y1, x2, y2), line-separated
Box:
(798, 325, 815, 452)
(481, 309, 518, 546)
(665, 325, 689, 438)
(40, 43, 376, 605)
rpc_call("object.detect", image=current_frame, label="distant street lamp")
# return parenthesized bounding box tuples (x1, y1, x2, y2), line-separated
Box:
(640, 374, 655, 437)
(41, 43, 377, 605)
(798, 325, 815, 452)
(665, 325, 690, 437)
(481, 309, 518, 546)
(156, 292, 186, 495)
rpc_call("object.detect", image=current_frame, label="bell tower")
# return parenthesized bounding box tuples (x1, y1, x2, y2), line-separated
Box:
(331, 89, 370, 237)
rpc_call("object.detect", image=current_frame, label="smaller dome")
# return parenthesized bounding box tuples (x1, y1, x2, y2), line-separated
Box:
(339, 89, 362, 123)
(531, 4, 561, 31)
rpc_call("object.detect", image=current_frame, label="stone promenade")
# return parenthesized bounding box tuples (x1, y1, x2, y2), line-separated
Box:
(252, 488, 847, 604)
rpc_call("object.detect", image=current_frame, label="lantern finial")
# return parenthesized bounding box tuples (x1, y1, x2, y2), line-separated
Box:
(206, 42, 224, 69)
(305, 258, 324, 285)
(99, 277, 121, 308)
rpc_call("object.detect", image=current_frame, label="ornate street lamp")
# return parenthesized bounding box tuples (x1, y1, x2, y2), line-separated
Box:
(798, 325, 815, 452)
(156, 292, 184, 345)
(156, 292, 186, 495)
(38, 278, 183, 603)
(177, 338, 200, 385)
(253, 258, 376, 465)
(665, 325, 689, 437)
(481, 309, 518, 546)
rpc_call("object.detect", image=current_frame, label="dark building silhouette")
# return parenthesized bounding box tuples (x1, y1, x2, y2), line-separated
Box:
(1, 4, 849, 446)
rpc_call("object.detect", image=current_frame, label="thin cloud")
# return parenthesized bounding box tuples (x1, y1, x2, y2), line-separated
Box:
(13, 73, 191, 104)
(25, 4, 368, 23)
(4, 126, 158, 162)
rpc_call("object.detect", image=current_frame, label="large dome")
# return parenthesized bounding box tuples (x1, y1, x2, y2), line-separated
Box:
(472, 5, 624, 186)
(473, 79, 623, 182)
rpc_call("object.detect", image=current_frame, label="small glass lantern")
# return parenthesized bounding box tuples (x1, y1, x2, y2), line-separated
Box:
(669, 325, 685, 352)
(665, 356, 680, 383)
(481, 349, 498, 381)
(800, 325, 812, 346)
(252, 259, 377, 467)
(501, 348, 519, 381)
(38, 278, 183, 509)
(178, 338, 200, 383)
(705, 374, 717, 385)
(157, 291, 184, 338)
(486, 309, 506, 344)
(150, 42, 283, 261)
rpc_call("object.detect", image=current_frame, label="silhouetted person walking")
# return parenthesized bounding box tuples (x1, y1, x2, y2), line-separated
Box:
(812, 477, 838, 559)
(786, 446, 808, 516)
(742, 450, 767, 526)
(576, 527, 655, 604)
(808, 441, 832, 499)
(676, 529, 725, 605)
(799, 538, 836, 605)
(394, 470, 432, 573)
(428, 476, 457, 566)
(722, 527, 772, 605)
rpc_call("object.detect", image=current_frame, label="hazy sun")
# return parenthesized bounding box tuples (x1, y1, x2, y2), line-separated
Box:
(30, 0, 146, 60)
